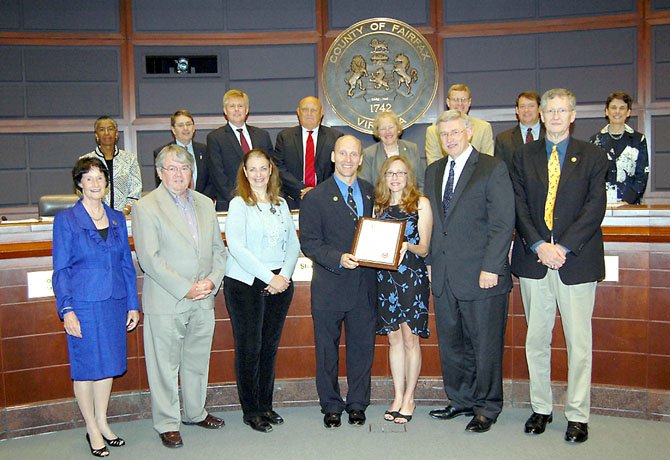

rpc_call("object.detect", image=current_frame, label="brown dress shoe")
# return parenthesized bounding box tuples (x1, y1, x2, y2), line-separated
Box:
(183, 414, 225, 429)
(159, 431, 183, 448)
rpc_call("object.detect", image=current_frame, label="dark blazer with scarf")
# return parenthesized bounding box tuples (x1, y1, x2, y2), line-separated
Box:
(206, 123, 274, 211)
(510, 137, 608, 285)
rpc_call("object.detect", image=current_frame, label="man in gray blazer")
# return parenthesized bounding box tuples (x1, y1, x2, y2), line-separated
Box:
(273, 96, 342, 209)
(494, 91, 545, 173)
(424, 110, 515, 434)
(132, 144, 226, 448)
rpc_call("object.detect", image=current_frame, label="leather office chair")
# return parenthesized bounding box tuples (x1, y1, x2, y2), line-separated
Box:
(38, 194, 79, 218)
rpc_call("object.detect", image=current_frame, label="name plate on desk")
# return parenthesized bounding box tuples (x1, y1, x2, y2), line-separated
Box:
(292, 257, 313, 281)
(27, 270, 54, 298)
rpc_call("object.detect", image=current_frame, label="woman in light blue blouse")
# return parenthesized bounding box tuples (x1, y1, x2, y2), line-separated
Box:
(223, 149, 300, 433)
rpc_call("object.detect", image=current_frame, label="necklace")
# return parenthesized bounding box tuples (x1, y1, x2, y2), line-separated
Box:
(255, 202, 276, 214)
(88, 207, 105, 222)
(608, 129, 624, 140)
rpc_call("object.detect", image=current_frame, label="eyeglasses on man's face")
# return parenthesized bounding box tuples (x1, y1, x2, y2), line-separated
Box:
(161, 165, 192, 174)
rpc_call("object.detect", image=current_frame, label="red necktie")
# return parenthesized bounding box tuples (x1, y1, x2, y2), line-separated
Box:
(237, 128, 251, 154)
(304, 130, 316, 187)
(525, 127, 533, 144)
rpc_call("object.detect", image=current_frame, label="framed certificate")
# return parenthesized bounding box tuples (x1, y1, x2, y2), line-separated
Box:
(351, 217, 406, 270)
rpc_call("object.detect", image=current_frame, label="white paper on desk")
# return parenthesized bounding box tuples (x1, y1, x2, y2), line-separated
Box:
(27, 270, 55, 298)
(603, 256, 619, 282)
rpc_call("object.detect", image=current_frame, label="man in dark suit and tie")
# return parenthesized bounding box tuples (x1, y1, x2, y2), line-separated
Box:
(494, 91, 545, 173)
(425, 110, 515, 433)
(273, 96, 343, 209)
(206, 89, 274, 211)
(299, 135, 377, 429)
(153, 109, 214, 199)
(511, 88, 607, 444)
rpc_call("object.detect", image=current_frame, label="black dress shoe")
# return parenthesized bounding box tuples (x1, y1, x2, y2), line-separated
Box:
(159, 431, 183, 448)
(565, 421, 588, 443)
(348, 409, 366, 426)
(244, 416, 273, 433)
(524, 412, 553, 434)
(323, 412, 342, 428)
(465, 415, 496, 433)
(261, 410, 284, 425)
(429, 405, 474, 420)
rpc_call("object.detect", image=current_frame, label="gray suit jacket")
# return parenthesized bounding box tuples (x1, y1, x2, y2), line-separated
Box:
(424, 149, 515, 300)
(359, 139, 425, 191)
(131, 185, 226, 314)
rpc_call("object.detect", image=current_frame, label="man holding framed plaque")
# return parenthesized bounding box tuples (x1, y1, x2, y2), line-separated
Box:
(424, 110, 515, 433)
(299, 135, 377, 429)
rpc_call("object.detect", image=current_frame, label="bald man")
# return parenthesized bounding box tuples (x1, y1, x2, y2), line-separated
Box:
(273, 96, 343, 209)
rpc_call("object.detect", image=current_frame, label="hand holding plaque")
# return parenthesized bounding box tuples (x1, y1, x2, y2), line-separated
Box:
(351, 217, 406, 270)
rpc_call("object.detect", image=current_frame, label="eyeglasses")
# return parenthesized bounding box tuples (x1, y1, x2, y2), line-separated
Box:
(384, 171, 408, 178)
(449, 97, 470, 103)
(543, 108, 572, 116)
(439, 129, 467, 139)
(173, 122, 194, 129)
(161, 165, 192, 174)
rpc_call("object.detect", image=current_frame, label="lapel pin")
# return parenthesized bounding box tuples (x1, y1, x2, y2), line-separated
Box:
(571, 157, 577, 163)
(112, 220, 117, 226)
(333, 196, 338, 201)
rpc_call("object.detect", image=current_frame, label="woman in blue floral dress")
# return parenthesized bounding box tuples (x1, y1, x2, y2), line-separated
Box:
(374, 156, 433, 424)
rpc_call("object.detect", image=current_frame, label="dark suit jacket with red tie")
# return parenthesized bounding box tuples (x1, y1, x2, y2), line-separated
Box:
(153, 140, 214, 199)
(510, 137, 608, 285)
(272, 125, 343, 209)
(206, 123, 274, 211)
(494, 124, 546, 174)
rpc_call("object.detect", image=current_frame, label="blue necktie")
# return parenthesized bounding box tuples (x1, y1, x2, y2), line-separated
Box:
(442, 160, 455, 217)
(347, 186, 359, 220)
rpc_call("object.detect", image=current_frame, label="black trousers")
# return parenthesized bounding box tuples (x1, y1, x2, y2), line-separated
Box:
(433, 282, 509, 420)
(224, 275, 293, 418)
(311, 305, 376, 414)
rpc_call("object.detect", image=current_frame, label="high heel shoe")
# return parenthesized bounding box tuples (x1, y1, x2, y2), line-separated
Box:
(86, 434, 110, 457)
(102, 435, 125, 447)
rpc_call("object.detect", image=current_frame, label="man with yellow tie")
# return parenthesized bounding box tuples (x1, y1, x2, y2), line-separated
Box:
(510, 88, 607, 444)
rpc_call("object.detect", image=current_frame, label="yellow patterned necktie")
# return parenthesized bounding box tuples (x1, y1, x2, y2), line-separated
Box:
(544, 145, 560, 230)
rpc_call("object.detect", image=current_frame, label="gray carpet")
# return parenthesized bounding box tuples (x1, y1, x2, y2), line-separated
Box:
(1, 406, 667, 460)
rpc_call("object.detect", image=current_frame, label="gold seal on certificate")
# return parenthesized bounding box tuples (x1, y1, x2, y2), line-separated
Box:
(351, 217, 406, 270)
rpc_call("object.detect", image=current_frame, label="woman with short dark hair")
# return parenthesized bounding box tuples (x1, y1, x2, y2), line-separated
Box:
(53, 157, 140, 457)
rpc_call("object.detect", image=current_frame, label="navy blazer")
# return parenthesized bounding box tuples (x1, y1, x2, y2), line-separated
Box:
(52, 200, 139, 319)
(206, 123, 274, 211)
(511, 137, 608, 284)
(153, 140, 214, 199)
(424, 149, 515, 300)
(273, 125, 342, 208)
(299, 177, 377, 311)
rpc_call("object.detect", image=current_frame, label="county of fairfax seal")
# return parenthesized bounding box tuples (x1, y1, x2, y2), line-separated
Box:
(323, 18, 438, 134)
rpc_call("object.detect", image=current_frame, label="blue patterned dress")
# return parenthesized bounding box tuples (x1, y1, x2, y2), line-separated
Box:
(376, 205, 430, 338)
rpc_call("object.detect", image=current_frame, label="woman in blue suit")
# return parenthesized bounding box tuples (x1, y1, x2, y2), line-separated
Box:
(53, 157, 140, 457)
(223, 149, 300, 433)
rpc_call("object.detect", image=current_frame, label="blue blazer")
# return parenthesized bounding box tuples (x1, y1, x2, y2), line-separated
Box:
(52, 200, 139, 319)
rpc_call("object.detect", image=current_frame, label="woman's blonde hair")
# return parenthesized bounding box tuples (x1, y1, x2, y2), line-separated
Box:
(234, 149, 282, 206)
(373, 155, 421, 216)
